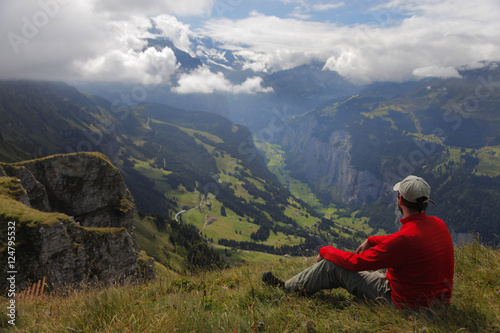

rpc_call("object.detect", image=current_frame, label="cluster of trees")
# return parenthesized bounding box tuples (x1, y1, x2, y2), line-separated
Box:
(250, 225, 270, 242)
(151, 215, 227, 272)
(217, 237, 324, 257)
(218, 229, 361, 257)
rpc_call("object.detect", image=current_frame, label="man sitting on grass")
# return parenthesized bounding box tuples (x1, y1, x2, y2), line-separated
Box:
(262, 175, 455, 308)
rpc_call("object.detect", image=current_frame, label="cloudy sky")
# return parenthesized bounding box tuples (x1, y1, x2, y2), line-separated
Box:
(1, 0, 500, 93)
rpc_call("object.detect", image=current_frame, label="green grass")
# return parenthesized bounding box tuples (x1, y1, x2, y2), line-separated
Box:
(2, 242, 498, 332)
(0, 195, 70, 228)
(151, 119, 224, 144)
(133, 214, 183, 271)
(181, 198, 259, 244)
(263, 231, 304, 247)
(133, 159, 172, 179)
(475, 146, 500, 177)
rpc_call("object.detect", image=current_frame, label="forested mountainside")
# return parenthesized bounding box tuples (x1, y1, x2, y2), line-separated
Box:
(0, 81, 362, 273)
(277, 62, 500, 245)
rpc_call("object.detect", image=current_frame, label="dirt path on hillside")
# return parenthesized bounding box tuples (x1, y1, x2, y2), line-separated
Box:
(198, 195, 214, 234)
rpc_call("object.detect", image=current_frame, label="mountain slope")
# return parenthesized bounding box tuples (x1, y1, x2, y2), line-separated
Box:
(277, 62, 500, 244)
(0, 81, 360, 269)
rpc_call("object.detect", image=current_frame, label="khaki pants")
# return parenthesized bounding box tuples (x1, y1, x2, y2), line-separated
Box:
(284, 259, 394, 305)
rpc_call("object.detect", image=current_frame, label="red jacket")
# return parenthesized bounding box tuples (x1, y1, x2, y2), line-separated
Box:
(319, 212, 454, 308)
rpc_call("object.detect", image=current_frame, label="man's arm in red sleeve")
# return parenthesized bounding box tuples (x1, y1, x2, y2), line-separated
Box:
(319, 234, 408, 272)
(367, 235, 391, 246)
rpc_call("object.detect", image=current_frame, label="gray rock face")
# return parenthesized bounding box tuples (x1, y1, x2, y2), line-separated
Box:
(282, 118, 383, 205)
(1, 164, 51, 211)
(17, 153, 135, 231)
(0, 152, 154, 290)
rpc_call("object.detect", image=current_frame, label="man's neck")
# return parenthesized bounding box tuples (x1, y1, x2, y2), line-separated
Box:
(402, 208, 422, 218)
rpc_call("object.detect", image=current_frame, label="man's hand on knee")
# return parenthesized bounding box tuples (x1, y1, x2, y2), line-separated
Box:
(356, 239, 372, 254)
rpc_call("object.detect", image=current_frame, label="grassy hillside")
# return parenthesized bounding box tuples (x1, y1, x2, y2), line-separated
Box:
(2, 242, 498, 332)
(123, 103, 366, 266)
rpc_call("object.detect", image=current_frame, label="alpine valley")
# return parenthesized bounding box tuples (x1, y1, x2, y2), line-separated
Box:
(0, 79, 361, 289)
(1, 56, 500, 290)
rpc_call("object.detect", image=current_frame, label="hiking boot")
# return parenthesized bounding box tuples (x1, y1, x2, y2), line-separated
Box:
(262, 271, 285, 289)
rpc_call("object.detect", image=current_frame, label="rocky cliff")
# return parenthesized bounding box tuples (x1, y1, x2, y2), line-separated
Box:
(0, 152, 154, 291)
(282, 116, 383, 205)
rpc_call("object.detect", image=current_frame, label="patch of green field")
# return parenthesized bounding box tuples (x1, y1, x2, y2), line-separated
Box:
(211, 243, 281, 264)
(170, 185, 202, 211)
(180, 195, 314, 250)
(133, 159, 172, 179)
(283, 204, 317, 228)
(474, 146, 500, 177)
(408, 132, 446, 145)
(288, 176, 324, 210)
(430, 145, 500, 177)
(256, 142, 285, 168)
(245, 176, 267, 192)
(263, 231, 304, 247)
(255, 140, 325, 210)
(181, 197, 259, 244)
(214, 152, 239, 175)
(151, 119, 223, 144)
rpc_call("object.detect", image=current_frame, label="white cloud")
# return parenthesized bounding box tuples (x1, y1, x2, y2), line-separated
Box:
(202, 0, 500, 83)
(203, 13, 351, 72)
(151, 15, 194, 55)
(311, 3, 345, 11)
(94, 0, 215, 17)
(0, 0, 210, 82)
(413, 65, 462, 79)
(172, 66, 274, 94)
(1, 0, 499, 86)
(0, 0, 108, 80)
(76, 46, 179, 84)
(72, 16, 180, 84)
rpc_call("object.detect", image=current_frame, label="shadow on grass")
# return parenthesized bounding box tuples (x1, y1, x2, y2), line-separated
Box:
(305, 290, 353, 310)
(411, 303, 496, 331)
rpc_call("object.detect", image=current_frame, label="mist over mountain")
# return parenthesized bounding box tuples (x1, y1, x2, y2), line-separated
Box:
(72, 35, 361, 132)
